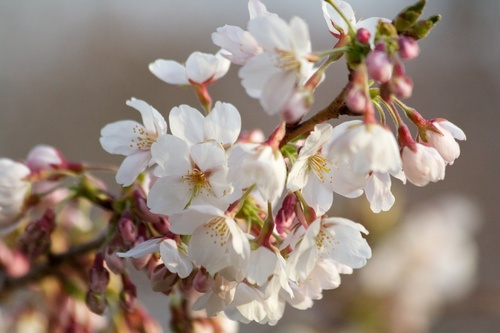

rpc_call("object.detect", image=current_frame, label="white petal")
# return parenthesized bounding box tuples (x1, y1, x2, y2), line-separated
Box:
(169, 105, 205, 145)
(100, 120, 144, 155)
(190, 141, 227, 172)
(159, 239, 193, 278)
(185, 52, 219, 84)
(289, 16, 311, 53)
(364, 172, 395, 213)
(115, 151, 151, 186)
(248, 15, 289, 51)
(147, 175, 192, 215)
(126, 98, 167, 135)
(439, 120, 466, 141)
(116, 238, 162, 258)
(149, 59, 188, 85)
(239, 54, 278, 98)
(302, 176, 334, 215)
(260, 70, 296, 114)
(287, 158, 309, 192)
(150, 135, 191, 175)
(205, 102, 241, 146)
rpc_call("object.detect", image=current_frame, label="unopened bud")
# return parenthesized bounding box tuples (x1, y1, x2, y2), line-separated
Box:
(120, 274, 137, 312)
(398, 36, 420, 60)
(89, 253, 110, 293)
(118, 212, 137, 244)
(150, 264, 178, 293)
(18, 208, 55, 259)
(390, 62, 413, 99)
(276, 193, 297, 235)
(345, 83, 369, 113)
(193, 268, 213, 293)
(408, 15, 441, 40)
(85, 290, 107, 315)
(393, 0, 426, 32)
(366, 51, 393, 83)
(356, 28, 371, 45)
(104, 246, 126, 274)
(26, 145, 67, 173)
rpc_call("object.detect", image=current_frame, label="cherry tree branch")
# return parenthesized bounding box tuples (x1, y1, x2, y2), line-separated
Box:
(0, 233, 107, 294)
(280, 85, 358, 148)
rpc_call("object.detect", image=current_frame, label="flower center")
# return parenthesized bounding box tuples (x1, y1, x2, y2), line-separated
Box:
(204, 217, 229, 247)
(275, 49, 300, 71)
(315, 228, 338, 257)
(182, 168, 211, 197)
(130, 125, 157, 150)
(308, 153, 331, 181)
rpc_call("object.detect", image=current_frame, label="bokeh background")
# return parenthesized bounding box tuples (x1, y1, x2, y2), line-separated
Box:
(1, 0, 499, 332)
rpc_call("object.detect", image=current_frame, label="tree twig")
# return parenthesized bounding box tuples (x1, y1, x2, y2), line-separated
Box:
(280, 85, 358, 148)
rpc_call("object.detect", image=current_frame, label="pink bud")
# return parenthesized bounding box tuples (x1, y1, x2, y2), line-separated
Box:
(366, 51, 393, 83)
(89, 253, 110, 293)
(390, 62, 413, 99)
(398, 36, 420, 60)
(18, 208, 55, 259)
(120, 274, 137, 312)
(276, 193, 297, 235)
(356, 28, 371, 44)
(345, 83, 369, 113)
(150, 264, 178, 293)
(118, 212, 137, 244)
(193, 268, 213, 293)
(26, 145, 67, 173)
(104, 246, 126, 274)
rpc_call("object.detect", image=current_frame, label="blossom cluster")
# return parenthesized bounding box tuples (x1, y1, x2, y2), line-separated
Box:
(0, 0, 466, 331)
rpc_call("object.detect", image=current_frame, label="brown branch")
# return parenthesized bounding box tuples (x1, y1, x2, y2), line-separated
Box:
(0, 233, 107, 293)
(280, 84, 359, 148)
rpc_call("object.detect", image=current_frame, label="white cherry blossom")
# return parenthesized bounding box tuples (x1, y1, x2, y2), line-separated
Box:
(286, 216, 371, 282)
(148, 137, 232, 215)
(149, 51, 230, 86)
(100, 98, 167, 186)
(168, 205, 250, 276)
(239, 14, 316, 114)
(169, 102, 241, 147)
(326, 120, 402, 175)
(0, 158, 31, 235)
(287, 123, 337, 214)
(227, 143, 286, 203)
(419, 120, 466, 165)
(402, 143, 446, 187)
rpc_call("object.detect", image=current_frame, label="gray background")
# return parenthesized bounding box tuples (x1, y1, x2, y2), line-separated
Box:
(1, 1, 498, 332)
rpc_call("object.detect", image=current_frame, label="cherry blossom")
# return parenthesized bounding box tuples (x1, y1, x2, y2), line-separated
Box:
(402, 143, 446, 187)
(148, 137, 232, 215)
(169, 102, 241, 147)
(149, 51, 230, 86)
(0, 158, 31, 235)
(419, 119, 466, 165)
(168, 205, 250, 276)
(326, 120, 402, 175)
(239, 14, 316, 115)
(287, 123, 337, 214)
(100, 98, 167, 186)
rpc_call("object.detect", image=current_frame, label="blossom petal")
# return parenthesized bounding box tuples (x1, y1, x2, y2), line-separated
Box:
(159, 239, 193, 278)
(169, 105, 205, 145)
(149, 59, 189, 85)
(126, 98, 167, 135)
(147, 175, 192, 215)
(205, 102, 241, 146)
(115, 151, 151, 186)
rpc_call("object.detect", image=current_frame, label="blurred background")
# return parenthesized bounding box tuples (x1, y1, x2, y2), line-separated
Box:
(1, 0, 498, 332)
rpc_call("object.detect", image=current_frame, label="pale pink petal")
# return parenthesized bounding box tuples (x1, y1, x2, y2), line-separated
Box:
(115, 151, 151, 186)
(159, 239, 193, 278)
(126, 98, 167, 135)
(116, 238, 162, 258)
(169, 105, 205, 145)
(150, 135, 191, 176)
(149, 59, 189, 85)
(185, 52, 219, 84)
(147, 175, 192, 215)
(205, 102, 241, 146)
(100, 120, 144, 155)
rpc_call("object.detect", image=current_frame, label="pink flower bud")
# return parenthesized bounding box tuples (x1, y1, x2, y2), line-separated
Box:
(345, 83, 369, 113)
(356, 28, 371, 44)
(275, 193, 297, 235)
(150, 264, 178, 293)
(118, 212, 137, 244)
(89, 253, 110, 293)
(104, 246, 126, 274)
(390, 62, 413, 99)
(398, 36, 420, 60)
(18, 208, 55, 259)
(366, 51, 393, 83)
(120, 274, 137, 312)
(25, 144, 67, 173)
(193, 268, 213, 293)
